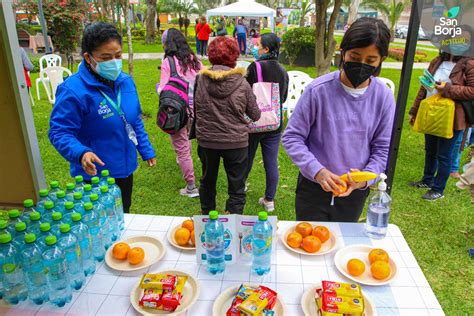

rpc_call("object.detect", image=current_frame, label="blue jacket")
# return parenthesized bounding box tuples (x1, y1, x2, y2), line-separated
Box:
(48, 62, 156, 180)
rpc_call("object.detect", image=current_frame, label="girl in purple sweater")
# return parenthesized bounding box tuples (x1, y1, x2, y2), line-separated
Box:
(282, 18, 395, 222)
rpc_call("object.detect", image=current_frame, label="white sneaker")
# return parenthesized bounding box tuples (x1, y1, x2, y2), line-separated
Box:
(180, 187, 199, 198)
(258, 197, 275, 212)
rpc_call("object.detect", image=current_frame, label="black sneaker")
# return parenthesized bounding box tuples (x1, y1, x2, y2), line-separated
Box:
(422, 190, 444, 201)
(409, 181, 431, 189)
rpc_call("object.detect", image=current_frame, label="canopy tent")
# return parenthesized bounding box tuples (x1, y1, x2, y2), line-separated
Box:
(206, 0, 276, 32)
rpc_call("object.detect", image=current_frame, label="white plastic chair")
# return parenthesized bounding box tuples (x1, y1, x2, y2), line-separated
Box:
(36, 54, 62, 100)
(284, 71, 313, 119)
(39, 66, 72, 104)
(377, 77, 396, 95)
(236, 60, 251, 70)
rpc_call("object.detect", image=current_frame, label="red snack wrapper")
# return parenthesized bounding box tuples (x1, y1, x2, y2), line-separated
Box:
(226, 297, 244, 316)
(140, 274, 178, 291)
(161, 276, 187, 312)
(259, 286, 278, 310)
(139, 288, 163, 309)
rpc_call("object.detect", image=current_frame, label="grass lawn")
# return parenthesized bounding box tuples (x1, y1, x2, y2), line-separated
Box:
(29, 59, 472, 314)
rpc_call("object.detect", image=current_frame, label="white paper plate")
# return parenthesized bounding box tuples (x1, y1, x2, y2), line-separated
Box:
(280, 224, 338, 256)
(213, 284, 287, 316)
(301, 283, 377, 316)
(167, 224, 196, 251)
(334, 245, 398, 286)
(105, 235, 166, 272)
(130, 269, 200, 316)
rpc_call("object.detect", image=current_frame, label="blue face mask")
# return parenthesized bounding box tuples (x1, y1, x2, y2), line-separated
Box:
(253, 46, 260, 60)
(93, 57, 122, 81)
(449, 43, 470, 56)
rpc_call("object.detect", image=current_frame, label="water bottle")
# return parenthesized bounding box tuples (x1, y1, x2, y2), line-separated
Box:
(65, 183, 76, 202)
(366, 173, 392, 240)
(70, 213, 95, 276)
(42, 235, 72, 307)
(73, 192, 85, 212)
(27, 212, 43, 236)
(107, 178, 124, 231)
(100, 169, 110, 187)
(13, 222, 28, 249)
(90, 193, 111, 250)
(38, 223, 54, 248)
(50, 212, 67, 237)
(36, 189, 52, 214)
(82, 184, 93, 203)
(43, 201, 59, 223)
(49, 181, 61, 202)
(7, 209, 22, 235)
(74, 175, 85, 193)
(252, 211, 273, 276)
(55, 190, 68, 211)
(0, 233, 28, 304)
(204, 211, 225, 274)
(91, 176, 101, 195)
(20, 233, 49, 305)
(21, 199, 37, 223)
(58, 224, 85, 290)
(0, 219, 8, 236)
(100, 186, 119, 244)
(83, 202, 105, 262)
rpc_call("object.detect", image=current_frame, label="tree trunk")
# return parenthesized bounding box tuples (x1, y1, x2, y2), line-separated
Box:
(122, 2, 134, 77)
(145, 0, 157, 44)
(347, 0, 361, 26)
(299, 10, 305, 27)
(112, 0, 117, 24)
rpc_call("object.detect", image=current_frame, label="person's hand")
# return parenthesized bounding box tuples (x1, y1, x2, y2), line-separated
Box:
(435, 81, 446, 92)
(147, 158, 156, 167)
(409, 114, 416, 126)
(81, 152, 105, 176)
(315, 168, 346, 194)
(338, 169, 367, 197)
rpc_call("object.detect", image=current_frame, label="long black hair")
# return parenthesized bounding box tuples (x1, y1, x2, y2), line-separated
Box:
(81, 22, 122, 56)
(260, 33, 281, 59)
(164, 28, 201, 75)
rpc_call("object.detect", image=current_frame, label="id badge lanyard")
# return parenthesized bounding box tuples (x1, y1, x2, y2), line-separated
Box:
(98, 87, 138, 146)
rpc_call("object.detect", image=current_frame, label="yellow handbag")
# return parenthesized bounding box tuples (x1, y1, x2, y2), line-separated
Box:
(413, 93, 455, 139)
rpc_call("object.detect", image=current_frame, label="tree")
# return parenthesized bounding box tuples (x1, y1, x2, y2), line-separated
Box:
(194, 0, 221, 14)
(315, 0, 343, 76)
(145, 0, 157, 44)
(256, 0, 279, 8)
(346, 0, 361, 26)
(118, 0, 134, 77)
(298, 0, 314, 26)
(362, 0, 407, 40)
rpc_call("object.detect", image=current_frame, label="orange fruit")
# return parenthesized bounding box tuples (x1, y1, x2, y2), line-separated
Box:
(287, 232, 303, 248)
(182, 219, 194, 232)
(112, 242, 130, 260)
(302, 235, 322, 253)
(370, 261, 391, 280)
(347, 258, 366, 276)
(190, 230, 195, 246)
(295, 222, 313, 237)
(368, 248, 389, 264)
(312, 226, 330, 243)
(127, 247, 145, 265)
(175, 227, 191, 246)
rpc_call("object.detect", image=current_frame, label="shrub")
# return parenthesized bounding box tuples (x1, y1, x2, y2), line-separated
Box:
(281, 27, 315, 65)
(388, 47, 428, 62)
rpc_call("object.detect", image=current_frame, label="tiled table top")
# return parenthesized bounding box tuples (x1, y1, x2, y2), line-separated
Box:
(1, 214, 445, 316)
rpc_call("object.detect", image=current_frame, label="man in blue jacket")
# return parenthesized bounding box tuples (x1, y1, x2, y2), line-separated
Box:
(49, 22, 156, 212)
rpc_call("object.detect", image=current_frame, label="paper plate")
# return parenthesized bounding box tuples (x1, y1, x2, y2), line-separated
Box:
(167, 225, 196, 251)
(280, 225, 338, 256)
(334, 245, 398, 286)
(130, 269, 200, 316)
(301, 283, 377, 316)
(213, 284, 287, 316)
(105, 235, 166, 272)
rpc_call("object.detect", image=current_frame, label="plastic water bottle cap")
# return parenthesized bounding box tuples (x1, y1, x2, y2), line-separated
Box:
(0, 220, 7, 229)
(66, 183, 75, 191)
(0, 233, 12, 244)
(52, 212, 62, 221)
(258, 211, 268, 221)
(91, 177, 100, 184)
(90, 194, 99, 202)
(84, 184, 92, 192)
(101, 169, 110, 177)
(65, 201, 74, 210)
(24, 233, 36, 244)
(378, 173, 388, 191)
(44, 201, 55, 210)
(15, 222, 27, 232)
(107, 178, 116, 185)
(100, 186, 108, 193)
(30, 212, 41, 221)
(50, 181, 60, 189)
(45, 235, 57, 246)
(9, 209, 20, 218)
(75, 175, 84, 183)
(209, 210, 219, 220)
(39, 189, 49, 197)
(23, 199, 34, 208)
(40, 222, 51, 232)
(56, 190, 66, 198)
(60, 224, 71, 233)
(71, 213, 82, 222)
(84, 202, 93, 211)
(73, 192, 83, 200)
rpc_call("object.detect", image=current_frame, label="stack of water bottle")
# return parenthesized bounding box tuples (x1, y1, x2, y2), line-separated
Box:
(0, 170, 125, 307)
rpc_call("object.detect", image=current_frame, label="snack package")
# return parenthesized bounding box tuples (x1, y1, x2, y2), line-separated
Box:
(140, 274, 178, 290)
(321, 293, 364, 315)
(161, 275, 188, 312)
(238, 286, 278, 316)
(236, 284, 260, 301)
(321, 281, 362, 298)
(226, 297, 244, 316)
(139, 288, 163, 309)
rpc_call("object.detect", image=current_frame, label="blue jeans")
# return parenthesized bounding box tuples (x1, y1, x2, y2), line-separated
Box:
(195, 36, 200, 55)
(237, 33, 247, 55)
(450, 129, 471, 172)
(422, 130, 463, 193)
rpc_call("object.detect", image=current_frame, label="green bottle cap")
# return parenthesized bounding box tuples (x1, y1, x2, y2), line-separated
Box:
(101, 169, 109, 177)
(209, 210, 219, 220)
(84, 184, 92, 192)
(90, 194, 99, 202)
(15, 222, 26, 232)
(29, 212, 41, 221)
(44, 201, 55, 210)
(258, 211, 268, 221)
(60, 224, 71, 233)
(91, 177, 100, 184)
(100, 186, 108, 193)
(40, 222, 51, 232)
(50, 181, 60, 189)
(75, 175, 84, 183)
(39, 189, 49, 197)
(71, 213, 81, 222)
(45, 235, 56, 246)
(65, 201, 74, 210)
(73, 192, 83, 200)
(24, 233, 36, 244)
(0, 220, 7, 229)
(0, 233, 12, 244)
(66, 183, 75, 191)
(107, 178, 116, 185)
(9, 209, 20, 219)
(52, 212, 62, 221)
(56, 190, 66, 198)
(23, 199, 34, 208)
(84, 202, 93, 211)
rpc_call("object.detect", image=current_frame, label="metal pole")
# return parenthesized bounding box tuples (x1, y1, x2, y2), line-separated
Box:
(37, 0, 51, 54)
(386, 0, 424, 193)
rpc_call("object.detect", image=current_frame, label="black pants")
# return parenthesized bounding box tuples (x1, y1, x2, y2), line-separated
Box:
(85, 173, 133, 213)
(295, 173, 369, 222)
(199, 40, 208, 56)
(198, 146, 248, 215)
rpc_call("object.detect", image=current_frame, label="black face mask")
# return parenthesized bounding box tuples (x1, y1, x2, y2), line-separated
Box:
(342, 61, 378, 88)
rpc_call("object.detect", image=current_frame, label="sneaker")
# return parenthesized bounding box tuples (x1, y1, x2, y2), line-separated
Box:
(450, 172, 461, 179)
(422, 190, 444, 201)
(244, 183, 249, 192)
(179, 187, 199, 198)
(409, 181, 431, 189)
(258, 197, 275, 212)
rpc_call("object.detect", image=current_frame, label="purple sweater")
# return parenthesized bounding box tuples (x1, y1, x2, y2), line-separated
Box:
(282, 71, 395, 186)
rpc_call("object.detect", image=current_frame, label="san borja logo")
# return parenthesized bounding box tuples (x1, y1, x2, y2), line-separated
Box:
(434, 6, 461, 39)
(98, 99, 113, 118)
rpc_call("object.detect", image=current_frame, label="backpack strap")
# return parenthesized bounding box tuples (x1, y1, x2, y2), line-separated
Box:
(168, 56, 179, 78)
(255, 61, 263, 83)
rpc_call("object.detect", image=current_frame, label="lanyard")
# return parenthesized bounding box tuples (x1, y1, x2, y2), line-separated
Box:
(98, 87, 123, 117)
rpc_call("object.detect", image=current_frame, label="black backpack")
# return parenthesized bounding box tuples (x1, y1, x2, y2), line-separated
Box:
(157, 56, 189, 134)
